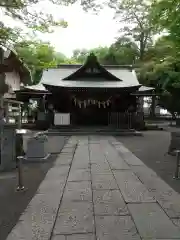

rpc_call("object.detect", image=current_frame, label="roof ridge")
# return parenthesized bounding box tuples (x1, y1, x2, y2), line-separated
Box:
(45, 64, 134, 70)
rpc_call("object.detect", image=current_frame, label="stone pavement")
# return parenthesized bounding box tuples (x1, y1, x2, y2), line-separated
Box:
(6, 136, 180, 240)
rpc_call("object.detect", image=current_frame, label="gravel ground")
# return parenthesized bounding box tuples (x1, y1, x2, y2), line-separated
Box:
(0, 134, 67, 240)
(117, 128, 180, 194)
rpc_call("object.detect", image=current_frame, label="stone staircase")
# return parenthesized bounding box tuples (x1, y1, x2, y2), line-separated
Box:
(47, 126, 143, 136)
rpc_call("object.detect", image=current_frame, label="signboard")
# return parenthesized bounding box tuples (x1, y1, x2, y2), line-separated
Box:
(54, 113, 70, 125)
(85, 68, 100, 74)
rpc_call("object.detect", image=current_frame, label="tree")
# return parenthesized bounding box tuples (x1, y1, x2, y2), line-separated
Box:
(0, 1, 64, 102)
(110, 0, 157, 61)
(71, 49, 89, 63)
(15, 40, 66, 84)
(71, 39, 139, 65)
(0, 0, 100, 92)
(0, 0, 98, 44)
(55, 52, 67, 64)
(143, 36, 177, 62)
(107, 37, 139, 64)
(150, 0, 180, 44)
(137, 51, 180, 118)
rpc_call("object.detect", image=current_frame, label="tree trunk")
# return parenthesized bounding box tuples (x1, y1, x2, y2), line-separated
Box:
(139, 46, 144, 61)
(139, 34, 145, 61)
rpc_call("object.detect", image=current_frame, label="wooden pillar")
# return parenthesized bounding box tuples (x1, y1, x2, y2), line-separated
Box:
(150, 92, 156, 118)
(5, 102, 9, 123)
(17, 104, 22, 129)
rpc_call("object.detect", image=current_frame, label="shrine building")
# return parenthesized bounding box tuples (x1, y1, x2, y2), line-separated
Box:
(16, 53, 154, 129)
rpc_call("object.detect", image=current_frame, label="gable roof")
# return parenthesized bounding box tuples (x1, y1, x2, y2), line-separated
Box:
(40, 53, 140, 89)
(42, 72, 139, 89)
(23, 53, 143, 91)
(63, 53, 122, 81)
(1, 47, 32, 85)
(41, 67, 139, 89)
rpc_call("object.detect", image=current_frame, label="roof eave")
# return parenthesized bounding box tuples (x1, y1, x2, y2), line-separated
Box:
(43, 83, 141, 90)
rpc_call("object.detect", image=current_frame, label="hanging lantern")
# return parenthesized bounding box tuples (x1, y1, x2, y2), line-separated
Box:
(98, 101, 101, 108)
(103, 102, 106, 108)
(88, 99, 91, 105)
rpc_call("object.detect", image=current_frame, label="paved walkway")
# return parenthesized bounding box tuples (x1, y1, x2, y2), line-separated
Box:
(6, 136, 180, 240)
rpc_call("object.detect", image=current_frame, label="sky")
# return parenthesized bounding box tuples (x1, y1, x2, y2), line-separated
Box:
(0, 1, 121, 57)
(37, 2, 120, 57)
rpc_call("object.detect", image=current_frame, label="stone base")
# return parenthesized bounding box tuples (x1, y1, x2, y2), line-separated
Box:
(47, 127, 143, 137)
(168, 132, 180, 154)
(25, 153, 51, 163)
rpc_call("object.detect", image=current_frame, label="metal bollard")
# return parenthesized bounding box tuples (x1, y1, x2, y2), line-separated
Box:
(16, 156, 27, 192)
(173, 150, 180, 179)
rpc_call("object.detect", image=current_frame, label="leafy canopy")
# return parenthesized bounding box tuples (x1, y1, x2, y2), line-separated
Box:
(109, 0, 157, 60)
(0, 0, 100, 47)
(151, 0, 180, 43)
(15, 40, 68, 83)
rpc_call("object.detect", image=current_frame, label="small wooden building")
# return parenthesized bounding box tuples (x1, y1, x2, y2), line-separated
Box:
(0, 48, 32, 99)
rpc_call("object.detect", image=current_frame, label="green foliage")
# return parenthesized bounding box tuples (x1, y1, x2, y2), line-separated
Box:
(108, 0, 180, 116)
(0, 1, 66, 48)
(71, 37, 139, 65)
(15, 40, 67, 84)
(109, 0, 157, 61)
(0, 23, 21, 47)
(71, 49, 89, 63)
(54, 52, 68, 64)
(13, 34, 180, 117)
(137, 39, 180, 116)
(151, 0, 180, 43)
(108, 37, 139, 64)
(1, 0, 180, 117)
(0, 0, 100, 49)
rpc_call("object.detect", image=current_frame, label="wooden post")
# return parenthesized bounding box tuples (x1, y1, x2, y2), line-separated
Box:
(16, 156, 24, 190)
(150, 92, 156, 118)
(17, 104, 21, 129)
(5, 102, 9, 123)
(16, 156, 26, 192)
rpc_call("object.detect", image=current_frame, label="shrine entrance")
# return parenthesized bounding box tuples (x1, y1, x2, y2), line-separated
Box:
(73, 105, 108, 125)
(71, 96, 110, 126)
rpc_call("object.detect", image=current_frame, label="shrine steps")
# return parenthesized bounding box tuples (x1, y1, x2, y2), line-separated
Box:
(47, 127, 142, 136)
